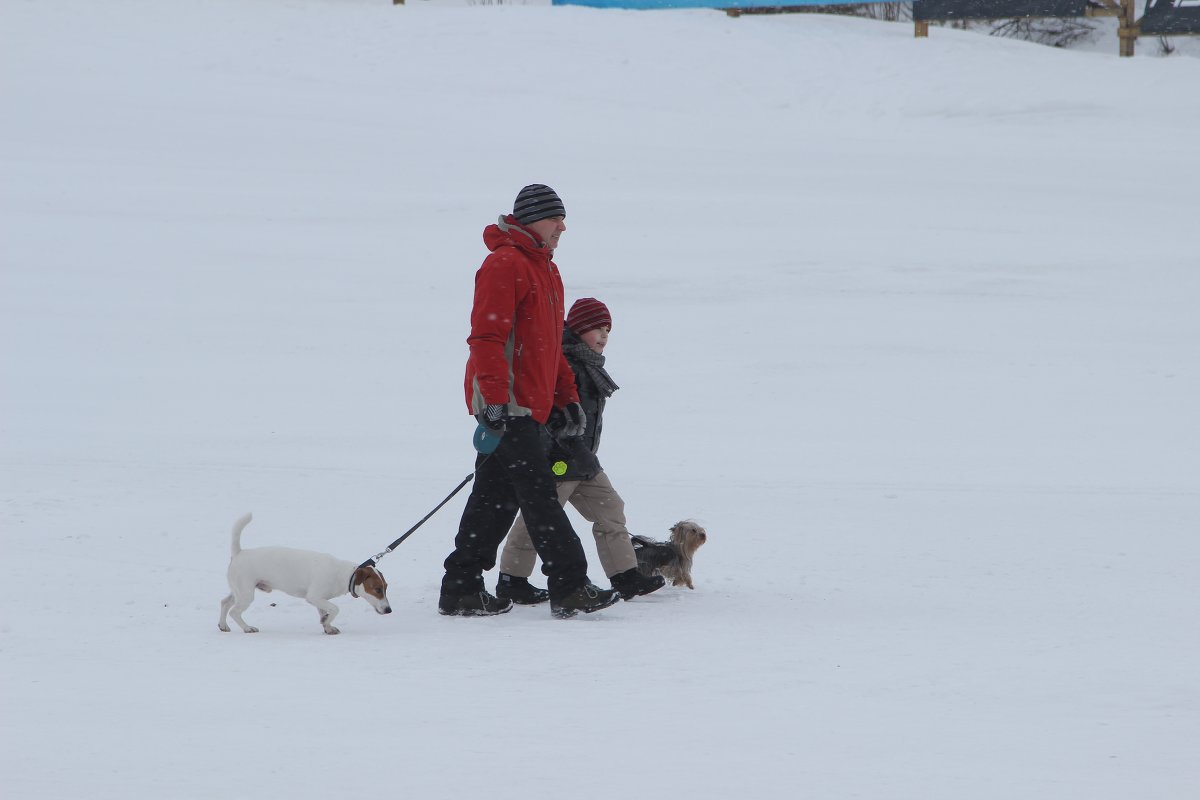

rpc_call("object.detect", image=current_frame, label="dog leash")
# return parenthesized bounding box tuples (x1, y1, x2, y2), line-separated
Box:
(348, 421, 575, 595)
(348, 467, 480, 597)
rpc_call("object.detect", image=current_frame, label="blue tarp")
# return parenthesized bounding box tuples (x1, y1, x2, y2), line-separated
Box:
(553, 0, 866, 8)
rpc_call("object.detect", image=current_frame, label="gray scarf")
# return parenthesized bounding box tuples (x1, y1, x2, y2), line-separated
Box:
(563, 338, 619, 398)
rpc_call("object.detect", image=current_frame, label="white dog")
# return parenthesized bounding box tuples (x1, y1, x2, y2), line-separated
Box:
(218, 513, 391, 635)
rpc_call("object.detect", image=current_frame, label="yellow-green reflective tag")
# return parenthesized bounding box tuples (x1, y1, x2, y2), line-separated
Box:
(552, 461, 568, 476)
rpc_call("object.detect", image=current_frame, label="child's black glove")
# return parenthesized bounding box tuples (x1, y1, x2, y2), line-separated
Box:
(560, 402, 587, 438)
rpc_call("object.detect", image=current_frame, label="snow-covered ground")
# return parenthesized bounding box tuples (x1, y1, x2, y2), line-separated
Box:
(2, 1, 1197, 798)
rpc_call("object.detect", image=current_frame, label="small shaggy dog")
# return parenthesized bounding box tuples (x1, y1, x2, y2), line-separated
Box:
(631, 520, 707, 590)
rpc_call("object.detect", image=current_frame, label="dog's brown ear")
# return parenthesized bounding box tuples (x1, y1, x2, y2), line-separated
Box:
(355, 566, 388, 598)
(353, 566, 375, 590)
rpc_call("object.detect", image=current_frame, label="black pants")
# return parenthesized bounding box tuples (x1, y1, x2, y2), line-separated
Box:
(442, 416, 588, 603)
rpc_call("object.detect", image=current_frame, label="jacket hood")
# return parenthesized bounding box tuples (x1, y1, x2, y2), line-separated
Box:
(483, 214, 549, 257)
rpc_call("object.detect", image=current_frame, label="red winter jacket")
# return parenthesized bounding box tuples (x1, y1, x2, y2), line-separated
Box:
(463, 215, 579, 424)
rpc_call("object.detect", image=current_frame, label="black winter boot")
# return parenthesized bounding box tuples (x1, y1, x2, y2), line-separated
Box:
(438, 589, 513, 617)
(495, 573, 550, 605)
(550, 582, 621, 619)
(610, 567, 666, 600)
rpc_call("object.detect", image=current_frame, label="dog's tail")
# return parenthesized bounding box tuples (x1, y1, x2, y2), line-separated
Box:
(231, 512, 253, 556)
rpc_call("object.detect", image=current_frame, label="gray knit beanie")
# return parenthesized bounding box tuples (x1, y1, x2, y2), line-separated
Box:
(513, 184, 566, 225)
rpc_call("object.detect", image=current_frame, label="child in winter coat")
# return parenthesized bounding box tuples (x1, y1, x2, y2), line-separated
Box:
(495, 297, 666, 603)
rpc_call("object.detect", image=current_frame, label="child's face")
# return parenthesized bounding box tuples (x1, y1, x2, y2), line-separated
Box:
(581, 326, 609, 354)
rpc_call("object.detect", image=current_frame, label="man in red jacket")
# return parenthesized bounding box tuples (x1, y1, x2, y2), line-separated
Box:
(440, 184, 621, 619)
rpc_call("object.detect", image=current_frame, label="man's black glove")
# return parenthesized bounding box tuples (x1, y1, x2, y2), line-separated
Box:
(477, 403, 507, 432)
(560, 402, 587, 438)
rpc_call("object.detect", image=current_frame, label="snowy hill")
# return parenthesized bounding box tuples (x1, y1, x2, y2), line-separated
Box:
(2, 2, 1198, 798)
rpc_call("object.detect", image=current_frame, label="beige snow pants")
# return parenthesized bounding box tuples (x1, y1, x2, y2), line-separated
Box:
(498, 470, 638, 580)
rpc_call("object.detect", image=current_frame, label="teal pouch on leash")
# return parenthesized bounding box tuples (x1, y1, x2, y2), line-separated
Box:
(473, 423, 503, 454)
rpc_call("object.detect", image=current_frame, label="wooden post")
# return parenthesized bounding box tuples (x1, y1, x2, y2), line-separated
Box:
(393, 0, 404, 5)
(1118, 0, 1137, 57)
(915, 21, 930, 38)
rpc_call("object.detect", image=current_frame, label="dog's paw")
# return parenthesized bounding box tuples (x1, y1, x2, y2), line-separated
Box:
(323, 626, 341, 635)
(218, 623, 230, 632)
(243, 626, 259, 633)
